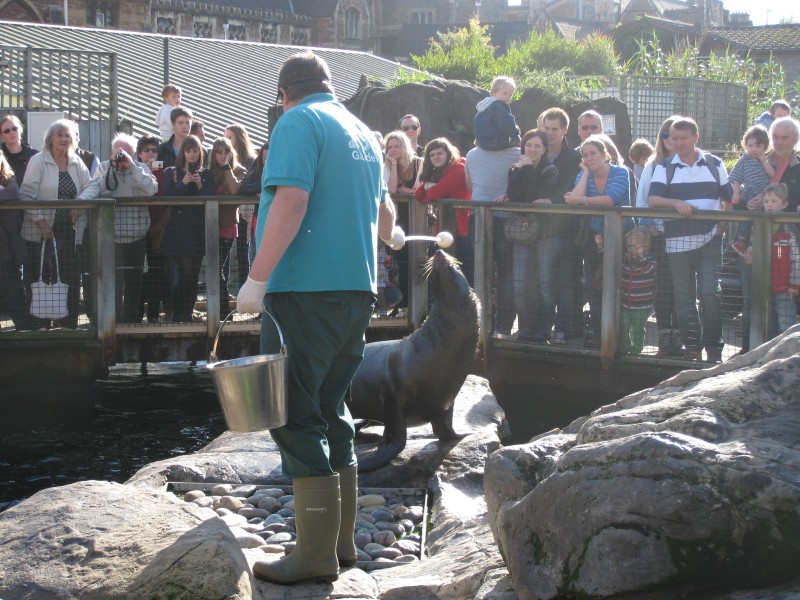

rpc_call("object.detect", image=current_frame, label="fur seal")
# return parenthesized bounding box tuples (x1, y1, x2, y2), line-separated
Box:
(348, 250, 480, 471)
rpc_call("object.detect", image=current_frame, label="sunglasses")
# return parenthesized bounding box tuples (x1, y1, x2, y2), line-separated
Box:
(401, 125, 419, 131)
(2, 126, 19, 134)
(580, 124, 600, 131)
(141, 147, 159, 153)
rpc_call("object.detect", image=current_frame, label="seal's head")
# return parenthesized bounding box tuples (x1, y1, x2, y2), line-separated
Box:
(423, 250, 472, 302)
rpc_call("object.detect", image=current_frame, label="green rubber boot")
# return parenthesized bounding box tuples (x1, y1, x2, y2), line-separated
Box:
(253, 474, 340, 585)
(336, 466, 359, 567)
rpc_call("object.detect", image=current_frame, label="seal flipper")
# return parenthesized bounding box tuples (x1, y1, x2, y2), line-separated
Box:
(431, 406, 466, 441)
(356, 397, 408, 471)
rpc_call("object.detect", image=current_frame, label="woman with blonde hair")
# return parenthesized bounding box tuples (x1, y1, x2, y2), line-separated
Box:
(224, 124, 257, 170)
(383, 130, 420, 194)
(209, 136, 247, 316)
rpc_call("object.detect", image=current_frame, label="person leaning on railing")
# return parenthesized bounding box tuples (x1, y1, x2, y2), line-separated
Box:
(224, 124, 259, 288)
(160, 135, 215, 323)
(91, 133, 158, 324)
(19, 119, 99, 330)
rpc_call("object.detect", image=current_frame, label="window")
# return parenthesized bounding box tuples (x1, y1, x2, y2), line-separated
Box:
(410, 10, 434, 24)
(156, 13, 176, 35)
(225, 22, 246, 40)
(345, 7, 360, 39)
(290, 26, 309, 45)
(85, 2, 113, 27)
(193, 18, 213, 38)
(47, 5, 65, 24)
(261, 23, 278, 43)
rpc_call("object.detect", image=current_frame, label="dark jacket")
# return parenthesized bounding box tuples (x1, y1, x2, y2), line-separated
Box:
(506, 157, 560, 239)
(160, 167, 215, 256)
(474, 97, 520, 151)
(157, 137, 179, 169)
(238, 162, 264, 197)
(0, 143, 39, 184)
(548, 144, 582, 235)
(0, 177, 26, 263)
(779, 152, 800, 213)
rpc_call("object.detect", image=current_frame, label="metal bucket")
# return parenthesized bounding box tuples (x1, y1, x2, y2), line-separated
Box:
(206, 310, 288, 432)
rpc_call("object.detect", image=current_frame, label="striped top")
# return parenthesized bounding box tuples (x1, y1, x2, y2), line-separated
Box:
(620, 255, 657, 311)
(729, 153, 773, 204)
(576, 163, 632, 234)
(649, 150, 732, 253)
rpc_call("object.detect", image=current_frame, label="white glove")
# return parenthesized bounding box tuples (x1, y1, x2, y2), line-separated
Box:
(382, 225, 405, 250)
(237, 277, 267, 314)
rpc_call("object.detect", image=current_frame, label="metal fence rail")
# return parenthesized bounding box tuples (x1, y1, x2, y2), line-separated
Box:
(580, 75, 748, 153)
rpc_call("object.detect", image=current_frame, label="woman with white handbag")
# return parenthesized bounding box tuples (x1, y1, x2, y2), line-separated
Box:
(19, 119, 99, 329)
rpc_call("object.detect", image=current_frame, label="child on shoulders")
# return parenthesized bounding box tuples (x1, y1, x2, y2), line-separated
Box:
(156, 84, 182, 141)
(474, 76, 521, 151)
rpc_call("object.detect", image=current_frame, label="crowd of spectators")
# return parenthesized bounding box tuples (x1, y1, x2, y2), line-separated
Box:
(0, 86, 798, 363)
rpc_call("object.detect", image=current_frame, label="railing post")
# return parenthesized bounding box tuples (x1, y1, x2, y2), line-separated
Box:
(474, 205, 493, 349)
(600, 212, 623, 369)
(750, 213, 771, 349)
(94, 201, 116, 368)
(407, 195, 427, 329)
(205, 200, 221, 340)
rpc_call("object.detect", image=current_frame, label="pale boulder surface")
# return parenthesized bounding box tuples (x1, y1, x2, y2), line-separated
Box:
(485, 326, 800, 599)
(0, 480, 251, 599)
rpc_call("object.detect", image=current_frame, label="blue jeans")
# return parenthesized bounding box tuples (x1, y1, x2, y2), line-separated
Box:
(772, 292, 797, 338)
(511, 242, 537, 338)
(668, 238, 723, 353)
(534, 235, 566, 338)
(494, 216, 515, 335)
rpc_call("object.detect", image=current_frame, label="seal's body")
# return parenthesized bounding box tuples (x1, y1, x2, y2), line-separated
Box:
(349, 250, 480, 471)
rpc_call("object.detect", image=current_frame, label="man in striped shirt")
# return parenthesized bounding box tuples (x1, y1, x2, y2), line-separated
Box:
(648, 116, 733, 362)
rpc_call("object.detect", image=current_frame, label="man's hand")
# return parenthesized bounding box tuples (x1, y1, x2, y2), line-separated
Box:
(237, 277, 267, 314)
(675, 201, 694, 217)
(382, 225, 405, 250)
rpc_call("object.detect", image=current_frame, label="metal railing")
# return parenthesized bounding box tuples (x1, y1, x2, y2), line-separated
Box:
(1, 197, 797, 370)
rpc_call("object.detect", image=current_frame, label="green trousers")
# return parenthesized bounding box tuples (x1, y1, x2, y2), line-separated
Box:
(619, 308, 652, 355)
(261, 291, 374, 479)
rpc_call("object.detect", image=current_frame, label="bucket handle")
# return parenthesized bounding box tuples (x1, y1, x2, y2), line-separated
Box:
(209, 306, 286, 364)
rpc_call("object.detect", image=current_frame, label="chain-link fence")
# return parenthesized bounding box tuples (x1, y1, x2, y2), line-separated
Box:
(581, 75, 748, 154)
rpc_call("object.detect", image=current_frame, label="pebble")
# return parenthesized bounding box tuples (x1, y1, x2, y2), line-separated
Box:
(184, 490, 205, 502)
(211, 484, 232, 496)
(180, 485, 426, 569)
(238, 507, 269, 519)
(357, 494, 386, 507)
(263, 532, 294, 544)
(257, 496, 281, 512)
(372, 530, 396, 546)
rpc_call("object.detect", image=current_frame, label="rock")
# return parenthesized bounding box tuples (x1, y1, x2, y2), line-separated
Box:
(374, 547, 403, 560)
(218, 512, 247, 528)
(372, 530, 397, 546)
(485, 327, 800, 600)
(358, 494, 386, 507)
(211, 483, 233, 496)
(392, 539, 420, 555)
(229, 526, 269, 549)
(183, 489, 205, 502)
(219, 495, 244, 511)
(257, 496, 281, 511)
(0, 480, 251, 598)
(191, 495, 214, 508)
(238, 507, 269, 519)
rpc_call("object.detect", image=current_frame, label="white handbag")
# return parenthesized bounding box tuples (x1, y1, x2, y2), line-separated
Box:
(30, 239, 69, 320)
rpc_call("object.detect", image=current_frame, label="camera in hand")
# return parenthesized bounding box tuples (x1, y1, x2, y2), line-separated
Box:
(188, 162, 198, 174)
(116, 150, 125, 162)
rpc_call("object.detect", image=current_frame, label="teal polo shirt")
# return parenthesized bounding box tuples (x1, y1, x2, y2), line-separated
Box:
(256, 93, 386, 293)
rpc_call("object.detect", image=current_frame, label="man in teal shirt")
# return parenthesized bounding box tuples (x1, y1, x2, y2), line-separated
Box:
(237, 51, 399, 585)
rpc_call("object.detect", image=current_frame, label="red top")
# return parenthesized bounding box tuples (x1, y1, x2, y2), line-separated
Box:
(414, 158, 471, 237)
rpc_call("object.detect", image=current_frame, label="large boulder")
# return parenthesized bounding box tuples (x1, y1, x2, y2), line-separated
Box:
(0, 480, 251, 599)
(485, 326, 800, 599)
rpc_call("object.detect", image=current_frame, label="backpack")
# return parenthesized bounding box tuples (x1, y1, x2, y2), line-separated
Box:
(662, 152, 722, 239)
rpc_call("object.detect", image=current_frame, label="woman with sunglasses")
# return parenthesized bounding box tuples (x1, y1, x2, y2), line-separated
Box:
(637, 116, 681, 357)
(161, 135, 215, 323)
(209, 136, 247, 316)
(0, 115, 39, 185)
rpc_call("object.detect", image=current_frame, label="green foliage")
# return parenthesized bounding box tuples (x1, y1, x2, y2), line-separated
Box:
(624, 39, 798, 122)
(406, 19, 619, 99)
